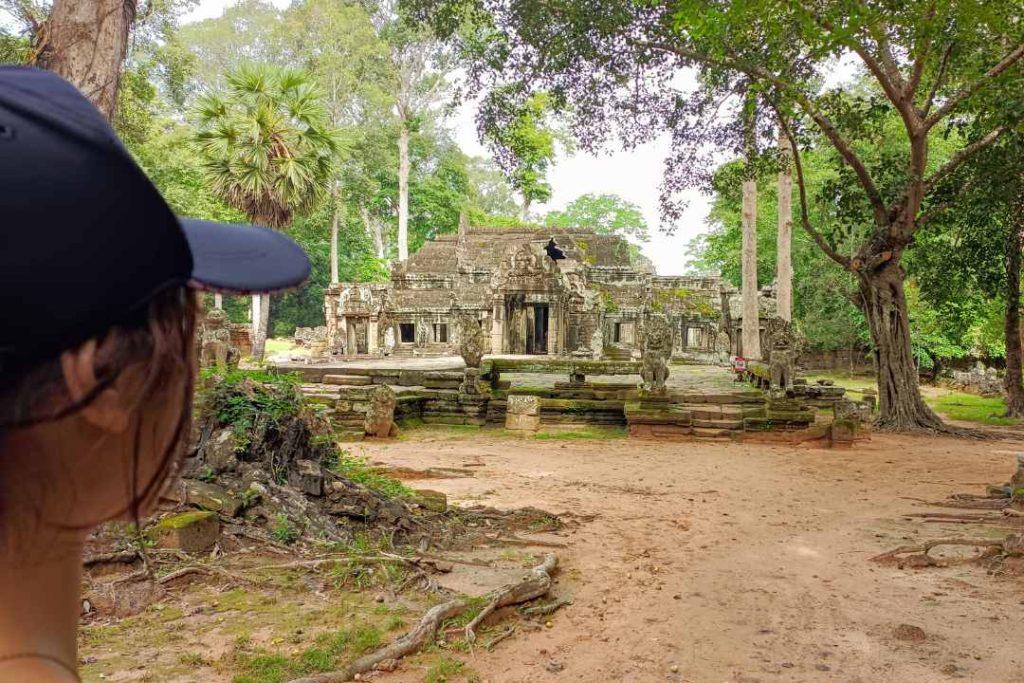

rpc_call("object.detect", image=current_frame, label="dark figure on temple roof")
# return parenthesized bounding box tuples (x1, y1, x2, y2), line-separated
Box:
(545, 238, 566, 260)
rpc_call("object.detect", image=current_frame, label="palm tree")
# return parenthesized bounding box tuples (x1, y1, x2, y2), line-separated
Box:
(195, 64, 337, 360)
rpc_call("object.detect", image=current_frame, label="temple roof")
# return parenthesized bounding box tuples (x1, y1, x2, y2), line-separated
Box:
(402, 226, 640, 275)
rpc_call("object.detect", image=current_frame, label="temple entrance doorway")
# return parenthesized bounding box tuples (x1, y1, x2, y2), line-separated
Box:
(504, 295, 550, 355)
(526, 303, 549, 354)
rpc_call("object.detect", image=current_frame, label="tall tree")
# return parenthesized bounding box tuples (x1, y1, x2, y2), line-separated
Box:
(740, 90, 761, 359)
(281, 0, 392, 282)
(545, 193, 648, 241)
(485, 91, 561, 220)
(776, 128, 793, 323)
(921, 133, 1024, 416)
(372, 0, 451, 262)
(194, 64, 337, 360)
(409, 0, 1024, 430)
(31, 0, 136, 118)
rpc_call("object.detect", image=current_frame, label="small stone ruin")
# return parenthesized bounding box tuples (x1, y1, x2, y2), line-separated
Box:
(950, 362, 1003, 397)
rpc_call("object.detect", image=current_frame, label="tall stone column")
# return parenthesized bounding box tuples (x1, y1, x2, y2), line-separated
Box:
(776, 129, 793, 322)
(741, 178, 761, 359)
(490, 298, 504, 354)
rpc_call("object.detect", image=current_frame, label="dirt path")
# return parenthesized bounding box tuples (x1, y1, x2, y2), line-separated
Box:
(353, 431, 1024, 682)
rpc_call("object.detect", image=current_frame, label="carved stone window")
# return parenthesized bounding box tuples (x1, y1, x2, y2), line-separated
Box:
(399, 323, 415, 343)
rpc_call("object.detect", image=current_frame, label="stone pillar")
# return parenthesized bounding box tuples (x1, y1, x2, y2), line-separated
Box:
(741, 178, 761, 359)
(491, 298, 504, 354)
(368, 319, 378, 353)
(776, 129, 793, 323)
(345, 319, 356, 357)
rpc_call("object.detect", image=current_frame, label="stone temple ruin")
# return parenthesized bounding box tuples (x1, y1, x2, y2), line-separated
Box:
(324, 226, 753, 363)
(272, 225, 870, 447)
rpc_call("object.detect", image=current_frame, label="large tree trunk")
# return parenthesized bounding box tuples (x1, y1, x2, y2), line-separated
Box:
(776, 130, 793, 322)
(1003, 218, 1024, 417)
(857, 259, 944, 430)
(397, 122, 410, 262)
(360, 204, 386, 259)
(330, 205, 340, 284)
(35, 0, 136, 120)
(522, 196, 532, 222)
(251, 293, 270, 361)
(741, 178, 761, 359)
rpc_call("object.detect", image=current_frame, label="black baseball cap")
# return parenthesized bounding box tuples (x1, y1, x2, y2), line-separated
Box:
(0, 66, 311, 366)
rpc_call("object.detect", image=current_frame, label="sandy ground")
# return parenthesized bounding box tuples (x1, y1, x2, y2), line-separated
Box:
(351, 430, 1024, 683)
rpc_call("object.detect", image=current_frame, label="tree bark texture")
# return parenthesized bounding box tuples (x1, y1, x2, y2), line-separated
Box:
(741, 178, 761, 359)
(397, 122, 410, 262)
(776, 130, 793, 322)
(856, 259, 943, 430)
(36, 0, 136, 120)
(360, 204, 385, 259)
(1003, 214, 1024, 417)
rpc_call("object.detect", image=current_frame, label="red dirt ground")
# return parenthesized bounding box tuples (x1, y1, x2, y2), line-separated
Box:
(353, 430, 1024, 682)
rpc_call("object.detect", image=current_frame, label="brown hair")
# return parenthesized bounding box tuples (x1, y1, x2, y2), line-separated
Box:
(0, 287, 198, 524)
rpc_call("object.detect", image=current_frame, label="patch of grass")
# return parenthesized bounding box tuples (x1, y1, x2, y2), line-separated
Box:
(534, 426, 627, 440)
(330, 451, 412, 498)
(270, 514, 300, 545)
(265, 337, 300, 356)
(424, 656, 467, 683)
(926, 391, 1020, 426)
(396, 423, 483, 442)
(177, 652, 209, 667)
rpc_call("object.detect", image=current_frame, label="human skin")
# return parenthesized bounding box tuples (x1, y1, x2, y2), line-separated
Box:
(0, 336, 188, 682)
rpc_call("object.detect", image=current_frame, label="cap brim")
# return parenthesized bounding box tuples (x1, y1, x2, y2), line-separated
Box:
(179, 218, 311, 294)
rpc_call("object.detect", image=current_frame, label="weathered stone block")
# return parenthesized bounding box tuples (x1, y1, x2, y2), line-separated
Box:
(152, 511, 219, 554)
(186, 481, 242, 517)
(830, 419, 857, 447)
(506, 413, 541, 432)
(205, 429, 238, 473)
(323, 374, 372, 386)
(364, 385, 397, 437)
(289, 459, 325, 496)
(412, 489, 448, 513)
(506, 394, 540, 416)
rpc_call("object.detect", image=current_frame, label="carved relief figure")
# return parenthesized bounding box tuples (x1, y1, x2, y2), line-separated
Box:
(456, 313, 486, 368)
(639, 313, 672, 393)
(765, 316, 798, 395)
(200, 307, 239, 371)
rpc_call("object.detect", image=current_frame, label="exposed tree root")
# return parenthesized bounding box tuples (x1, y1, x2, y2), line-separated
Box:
(520, 597, 572, 617)
(900, 496, 1009, 510)
(872, 537, 1011, 567)
(286, 553, 559, 683)
(484, 625, 517, 650)
(158, 565, 258, 586)
(83, 550, 140, 566)
(464, 553, 558, 643)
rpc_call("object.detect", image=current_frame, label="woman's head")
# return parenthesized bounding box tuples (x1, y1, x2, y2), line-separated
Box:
(0, 287, 197, 544)
(0, 67, 310, 553)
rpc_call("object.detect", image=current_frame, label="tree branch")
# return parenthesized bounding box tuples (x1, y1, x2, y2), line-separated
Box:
(924, 42, 1024, 129)
(642, 39, 890, 227)
(921, 42, 953, 118)
(773, 110, 852, 270)
(923, 126, 1007, 195)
